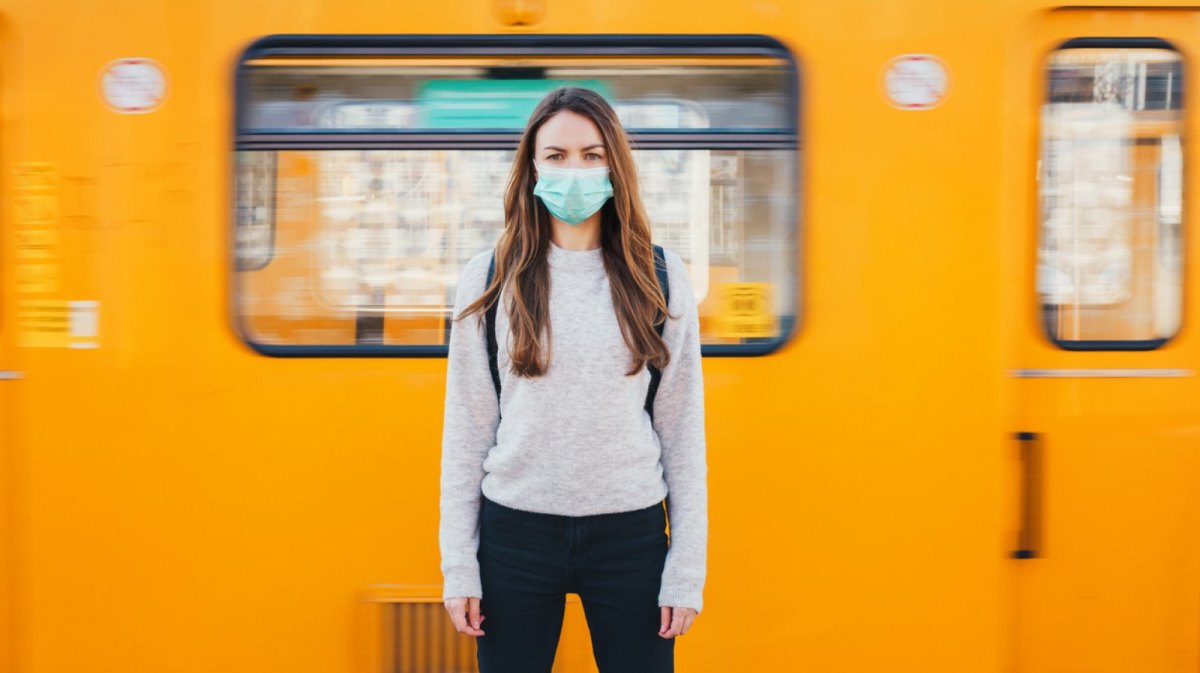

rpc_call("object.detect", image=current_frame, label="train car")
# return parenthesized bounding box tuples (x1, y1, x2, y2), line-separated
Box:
(1, 2, 1198, 672)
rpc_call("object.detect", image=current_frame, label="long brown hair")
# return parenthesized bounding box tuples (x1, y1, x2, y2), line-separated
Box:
(457, 86, 673, 378)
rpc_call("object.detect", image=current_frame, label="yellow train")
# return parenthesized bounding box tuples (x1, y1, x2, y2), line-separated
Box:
(2, 2, 1198, 672)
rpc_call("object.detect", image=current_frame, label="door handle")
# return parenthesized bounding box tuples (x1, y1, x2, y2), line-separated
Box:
(1013, 431, 1044, 559)
(0, 371, 23, 380)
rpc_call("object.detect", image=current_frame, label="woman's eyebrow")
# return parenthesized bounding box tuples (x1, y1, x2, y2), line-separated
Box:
(542, 144, 606, 152)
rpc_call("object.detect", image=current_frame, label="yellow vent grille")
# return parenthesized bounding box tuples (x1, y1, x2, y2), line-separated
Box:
(361, 586, 598, 673)
(384, 600, 476, 673)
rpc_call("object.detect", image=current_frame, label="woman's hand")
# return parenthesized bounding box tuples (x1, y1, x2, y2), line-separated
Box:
(444, 596, 486, 637)
(659, 606, 697, 638)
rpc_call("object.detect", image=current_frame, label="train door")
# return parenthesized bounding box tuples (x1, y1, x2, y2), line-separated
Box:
(1008, 12, 1200, 673)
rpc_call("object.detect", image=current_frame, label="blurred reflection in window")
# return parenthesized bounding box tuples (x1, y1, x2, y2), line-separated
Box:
(1038, 42, 1183, 346)
(234, 43, 798, 353)
(235, 151, 275, 271)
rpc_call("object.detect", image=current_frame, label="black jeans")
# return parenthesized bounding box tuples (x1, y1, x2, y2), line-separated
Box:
(476, 493, 675, 673)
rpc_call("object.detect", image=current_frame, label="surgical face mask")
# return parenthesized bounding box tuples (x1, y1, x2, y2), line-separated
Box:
(532, 163, 614, 225)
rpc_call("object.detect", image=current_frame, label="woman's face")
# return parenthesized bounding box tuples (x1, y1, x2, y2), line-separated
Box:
(533, 109, 609, 172)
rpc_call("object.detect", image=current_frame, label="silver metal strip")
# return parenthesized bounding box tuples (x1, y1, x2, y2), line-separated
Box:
(0, 370, 23, 380)
(1010, 368, 1194, 378)
(235, 132, 798, 151)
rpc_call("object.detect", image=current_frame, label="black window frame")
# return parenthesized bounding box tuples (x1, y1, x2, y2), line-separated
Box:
(231, 33, 803, 358)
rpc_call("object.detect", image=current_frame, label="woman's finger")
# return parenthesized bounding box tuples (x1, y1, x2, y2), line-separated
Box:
(659, 607, 671, 636)
(661, 606, 686, 638)
(468, 597, 485, 633)
(671, 608, 687, 636)
(444, 598, 485, 637)
(680, 610, 696, 635)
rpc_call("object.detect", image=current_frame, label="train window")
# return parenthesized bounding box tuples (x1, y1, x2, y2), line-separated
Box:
(1037, 39, 1184, 349)
(233, 36, 800, 356)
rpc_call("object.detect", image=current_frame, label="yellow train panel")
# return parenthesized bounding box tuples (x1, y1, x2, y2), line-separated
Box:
(0, 2, 1196, 673)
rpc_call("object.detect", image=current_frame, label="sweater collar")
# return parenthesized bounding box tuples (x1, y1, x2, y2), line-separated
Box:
(547, 239, 605, 273)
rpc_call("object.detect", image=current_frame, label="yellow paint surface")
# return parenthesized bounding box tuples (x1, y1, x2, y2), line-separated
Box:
(0, 3, 1196, 673)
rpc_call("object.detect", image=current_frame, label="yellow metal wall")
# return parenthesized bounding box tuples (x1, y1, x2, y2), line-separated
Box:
(0, 1, 1197, 673)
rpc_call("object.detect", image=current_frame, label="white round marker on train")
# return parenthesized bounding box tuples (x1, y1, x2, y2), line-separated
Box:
(99, 58, 169, 114)
(882, 54, 949, 110)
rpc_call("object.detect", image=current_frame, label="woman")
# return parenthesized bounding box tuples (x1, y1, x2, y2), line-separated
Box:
(438, 86, 708, 673)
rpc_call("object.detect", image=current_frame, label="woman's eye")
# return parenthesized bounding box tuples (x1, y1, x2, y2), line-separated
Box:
(546, 154, 563, 161)
(586, 153, 602, 160)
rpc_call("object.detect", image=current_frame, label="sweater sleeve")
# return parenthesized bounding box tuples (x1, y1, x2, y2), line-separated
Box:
(438, 251, 500, 601)
(652, 249, 709, 614)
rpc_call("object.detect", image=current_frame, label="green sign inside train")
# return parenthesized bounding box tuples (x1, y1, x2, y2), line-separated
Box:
(417, 80, 613, 129)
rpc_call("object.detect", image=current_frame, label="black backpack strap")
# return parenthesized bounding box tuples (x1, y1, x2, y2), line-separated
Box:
(484, 251, 502, 407)
(645, 244, 670, 421)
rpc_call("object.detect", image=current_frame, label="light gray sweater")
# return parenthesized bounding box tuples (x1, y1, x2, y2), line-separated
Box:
(438, 240, 709, 614)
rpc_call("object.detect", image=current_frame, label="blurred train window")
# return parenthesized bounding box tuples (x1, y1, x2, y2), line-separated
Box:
(1038, 40, 1183, 348)
(233, 36, 799, 355)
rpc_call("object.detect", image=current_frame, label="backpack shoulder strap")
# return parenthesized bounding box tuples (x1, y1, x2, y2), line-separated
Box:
(484, 251, 502, 406)
(652, 245, 670, 334)
(645, 244, 670, 421)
